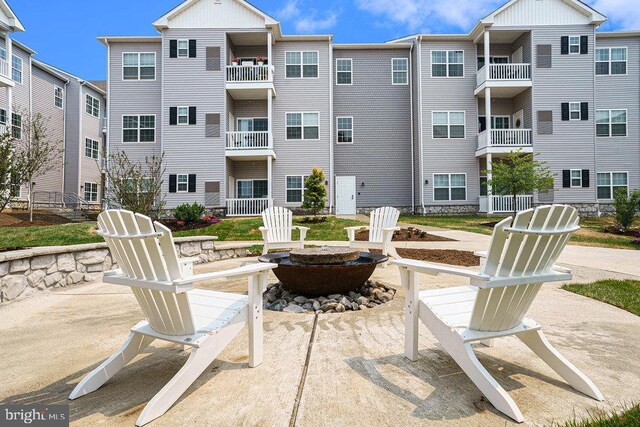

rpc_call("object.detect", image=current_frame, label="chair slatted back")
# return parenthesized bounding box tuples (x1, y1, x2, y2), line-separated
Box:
(369, 207, 400, 243)
(469, 205, 579, 332)
(98, 210, 196, 336)
(262, 207, 293, 243)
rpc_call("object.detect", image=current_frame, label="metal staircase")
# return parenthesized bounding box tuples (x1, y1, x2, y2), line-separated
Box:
(31, 192, 95, 221)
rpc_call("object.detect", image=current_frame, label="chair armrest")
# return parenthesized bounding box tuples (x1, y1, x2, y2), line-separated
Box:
(474, 251, 487, 258)
(258, 226, 269, 240)
(345, 226, 368, 241)
(179, 257, 199, 279)
(293, 226, 310, 241)
(392, 258, 490, 283)
(173, 263, 277, 286)
(179, 257, 199, 265)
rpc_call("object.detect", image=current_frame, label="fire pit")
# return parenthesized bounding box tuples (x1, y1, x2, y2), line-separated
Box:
(258, 246, 388, 296)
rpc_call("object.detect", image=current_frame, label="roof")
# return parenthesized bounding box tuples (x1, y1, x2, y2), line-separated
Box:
(334, 43, 412, 50)
(11, 38, 36, 55)
(32, 59, 70, 83)
(596, 30, 640, 38)
(89, 80, 107, 92)
(153, 0, 277, 29)
(0, 0, 24, 32)
(30, 61, 106, 96)
(98, 36, 162, 45)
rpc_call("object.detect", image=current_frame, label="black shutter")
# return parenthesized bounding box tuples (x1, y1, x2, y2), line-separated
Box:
(188, 174, 196, 192)
(169, 40, 177, 58)
(580, 102, 589, 121)
(169, 107, 177, 125)
(169, 175, 177, 193)
(561, 103, 570, 121)
(580, 36, 588, 54)
(562, 170, 571, 188)
(582, 170, 590, 188)
(188, 107, 197, 125)
(560, 36, 569, 55)
(189, 39, 197, 58)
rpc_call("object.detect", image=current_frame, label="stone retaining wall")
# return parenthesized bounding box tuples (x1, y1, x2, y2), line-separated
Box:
(0, 237, 253, 305)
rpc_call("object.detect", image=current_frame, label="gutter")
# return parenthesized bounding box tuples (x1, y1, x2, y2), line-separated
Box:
(61, 79, 69, 194)
(418, 35, 426, 214)
(409, 42, 414, 213)
(105, 38, 111, 210)
(328, 37, 334, 213)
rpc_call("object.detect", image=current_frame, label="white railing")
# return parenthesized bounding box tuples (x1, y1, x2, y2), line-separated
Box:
(0, 59, 9, 79)
(477, 63, 531, 86)
(226, 131, 271, 150)
(491, 195, 533, 213)
(478, 129, 532, 149)
(226, 198, 272, 217)
(226, 65, 272, 82)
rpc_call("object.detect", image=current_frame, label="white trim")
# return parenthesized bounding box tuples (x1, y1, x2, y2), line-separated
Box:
(595, 108, 628, 138)
(429, 49, 464, 78)
(432, 111, 466, 139)
(121, 52, 157, 82)
(336, 116, 353, 144)
(83, 181, 99, 202)
(568, 35, 581, 54)
(285, 112, 320, 141)
(285, 174, 305, 204)
(54, 85, 64, 109)
(236, 116, 268, 131)
(284, 50, 320, 79)
(569, 102, 581, 121)
(432, 173, 467, 202)
(84, 137, 100, 160)
(85, 94, 101, 118)
(236, 179, 268, 199)
(177, 106, 189, 125)
(595, 46, 628, 76)
(570, 169, 582, 188)
(176, 174, 189, 193)
(177, 39, 189, 58)
(391, 57, 409, 85)
(335, 58, 352, 85)
(596, 171, 629, 200)
(11, 54, 22, 85)
(121, 114, 157, 144)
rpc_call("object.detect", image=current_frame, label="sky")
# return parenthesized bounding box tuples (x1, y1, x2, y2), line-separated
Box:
(10, 0, 639, 81)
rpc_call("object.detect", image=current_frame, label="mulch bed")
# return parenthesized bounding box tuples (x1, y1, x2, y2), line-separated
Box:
(604, 226, 640, 237)
(162, 219, 221, 231)
(298, 216, 328, 224)
(372, 248, 479, 267)
(356, 227, 455, 242)
(0, 211, 73, 227)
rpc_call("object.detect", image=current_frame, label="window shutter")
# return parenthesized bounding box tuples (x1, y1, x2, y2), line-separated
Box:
(169, 174, 177, 193)
(206, 47, 221, 71)
(582, 170, 590, 188)
(189, 39, 197, 58)
(537, 110, 553, 135)
(580, 102, 589, 121)
(580, 36, 588, 54)
(169, 40, 177, 58)
(560, 36, 569, 55)
(562, 170, 571, 188)
(188, 174, 196, 192)
(169, 107, 177, 125)
(561, 103, 569, 121)
(536, 44, 552, 68)
(188, 107, 197, 125)
(205, 113, 221, 137)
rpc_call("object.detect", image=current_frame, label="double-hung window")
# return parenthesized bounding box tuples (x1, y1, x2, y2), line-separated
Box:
(123, 52, 156, 80)
(177, 174, 189, 192)
(86, 95, 100, 117)
(11, 113, 21, 139)
(595, 47, 627, 75)
(433, 173, 466, 201)
(570, 170, 582, 187)
(286, 112, 319, 140)
(0, 109, 6, 126)
(336, 58, 352, 84)
(597, 172, 628, 199)
(569, 102, 581, 120)
(177, 107, 189, 125)
(392, 58, 408, 84)
(569, 36, 580, 54)
(11, 55, 22, 83)
(123, 115, 155, 143)
(431, 50, 463, 77)
(177, 40, 189, 58)
(85, 138, 99, 159)
(336, 117, 353, 143)
(596, 109, 627, 137)
(433, 111, 465, 138)
(286, 176, 305, 203)
(84, 182, 98, 202)
(54, 86, 64, 108)
(286, 51, 318, 78)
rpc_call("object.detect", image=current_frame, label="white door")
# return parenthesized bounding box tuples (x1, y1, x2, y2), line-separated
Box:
(512, 47, 523, 64)
(513, 110, 524, 129)
(335, 176, 356, 215)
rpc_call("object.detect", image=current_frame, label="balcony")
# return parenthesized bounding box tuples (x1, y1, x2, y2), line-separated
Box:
(225, 131, 275, 160)
(475, 64, 531, 97)
(477, 129, 533, 156)
(479, 195, 533, 214)
(226, 198, 272, 217)
(225, 65, 276, 100)
(0, 59, 15, 87)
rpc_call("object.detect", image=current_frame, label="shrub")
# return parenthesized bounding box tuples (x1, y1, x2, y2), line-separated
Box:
(302, 167, 327, 217)
(613, 188, 640, 232)
(174, 202, 205, 224)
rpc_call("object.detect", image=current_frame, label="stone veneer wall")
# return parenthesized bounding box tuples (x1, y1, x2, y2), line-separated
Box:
(0, 237, 252, 304)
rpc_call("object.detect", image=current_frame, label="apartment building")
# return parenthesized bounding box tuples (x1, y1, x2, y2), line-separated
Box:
(100, 0, 639, 216)
(0, 0, 107, 209)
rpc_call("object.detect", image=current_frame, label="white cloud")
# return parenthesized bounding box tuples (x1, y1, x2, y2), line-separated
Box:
(277, 0, 340, 33)
(587, 0, 640, 30)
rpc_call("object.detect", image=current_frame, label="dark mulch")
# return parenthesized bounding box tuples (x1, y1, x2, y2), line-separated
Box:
(356, 227, 455, 242)
(481, 221, 500, 228)
(298, 216, 328, 224)
(604, 226, 640, 237)
(162, 219, 221, 231)
(374, 248, 479, 267)
(0, 211, 73, 227)
(0, 247, 29, 253)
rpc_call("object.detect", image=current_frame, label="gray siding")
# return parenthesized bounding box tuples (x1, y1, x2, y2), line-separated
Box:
(63, 80, 81, 195)
(333, 48, 412, 208)
(80, 85, 105, 203)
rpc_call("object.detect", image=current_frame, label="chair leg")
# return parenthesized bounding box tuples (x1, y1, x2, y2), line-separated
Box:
(518, 329, 604, 401)
(69, 332, 155, 400)
(261, 243, 269, 255)
(401, 269, 419, 361)
(248, 272, 266, 368)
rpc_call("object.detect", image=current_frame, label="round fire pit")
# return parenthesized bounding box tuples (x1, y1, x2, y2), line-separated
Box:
(258, 246, 388, 296)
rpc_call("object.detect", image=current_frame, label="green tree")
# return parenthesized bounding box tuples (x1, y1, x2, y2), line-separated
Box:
(302, 167, 327, 217)
(0, 131, 20, 213)
(485, 149, 554, 218)
(613, 188, 639, 232)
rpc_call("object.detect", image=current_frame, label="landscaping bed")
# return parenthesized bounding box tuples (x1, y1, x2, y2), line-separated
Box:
(370, 248, 479, 267)
(355, 227, 455, 242)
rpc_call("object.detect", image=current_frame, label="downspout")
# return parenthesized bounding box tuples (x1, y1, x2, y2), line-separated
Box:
(61, 79, 69, 194)
(418, 35, 426, 214)
(28, 54, 33, 213)
(78, 82, 84, 197)
(105, 39, 111, 210)
(328, 36, 334, 213)
(592, 27, 600, 216)
(409, 42, 414, 213)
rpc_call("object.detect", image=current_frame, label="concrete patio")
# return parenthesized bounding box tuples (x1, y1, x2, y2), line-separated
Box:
(1, 228, 639, 426)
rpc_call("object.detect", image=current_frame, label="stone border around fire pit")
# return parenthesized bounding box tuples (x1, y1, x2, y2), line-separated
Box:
(263, 281, 396, 314)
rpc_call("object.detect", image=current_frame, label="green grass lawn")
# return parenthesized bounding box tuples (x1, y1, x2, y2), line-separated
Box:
(562, 280, 640, 316)
(558, 404, 640, 427)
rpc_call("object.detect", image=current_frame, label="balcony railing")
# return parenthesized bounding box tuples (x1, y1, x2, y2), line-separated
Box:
(0, 59, 9, 79)
(477, 63, 531, 86)
(226, 198, 272, 217)
(480, 195, 533, 213)
(478, 129, 532, 150)
(226, 131, 271, 150)
(226, 65, 272, 83)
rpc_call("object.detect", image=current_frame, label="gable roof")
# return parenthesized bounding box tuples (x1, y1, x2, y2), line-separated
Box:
(153, 0, 277, 29)
(0, 0, 24, 32)
(480, 0, 606, 25)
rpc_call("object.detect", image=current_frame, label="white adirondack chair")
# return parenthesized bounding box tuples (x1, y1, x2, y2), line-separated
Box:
(259, 206, 309, 254)
(68, 210, 277, 426)
(345, 206, 401, 263)
(393, 205, 604, 423)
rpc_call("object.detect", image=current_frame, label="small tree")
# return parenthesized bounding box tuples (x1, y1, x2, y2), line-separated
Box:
(12, 110, 64, 222)
(613, 188, 640, 232)
(302, 167, 327, 217)
(0, 131, 20, 213)
(103, 151, 166, 219)
(485, 149, 554, 218)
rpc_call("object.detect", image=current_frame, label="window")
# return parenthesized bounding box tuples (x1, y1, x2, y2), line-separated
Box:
(177, 107, 189, 125)
(569, 102, 581, 120)
(237, 180, 268, 199)
(286, 112, 319, 140)
(432, 111, 465, 138)
(336, 58, 352, 85)
(286, 176, 304, 203)
(54, 86, 63, 108)
(285, 51, 318, 78)
(123, 115, 155, 143)
(84, 182, 98, 202)
(0, 108, 6, 125)
(570, 170, 582, 187)
(0, 47, 5, 61)
(11, 55, 22, 83)
(596, 109, 627, 137)
(177, 174, 189, 193)
(569, 36, 580, 54)
(433, 173, 466, 201)
(431, 50, 463, 77)
(595, 47, 627, 75)
(85, 138, 99, 159)
(11, 113, 21, 139)
(123, 52, 156, 80)
(336, 117, 353, 143)
(392, 58, 408, 84)
(85, 94, 100, 117)
(597, 172, 628, 199)
(177, 40, 189, 58)
(237, 117, 268, 132)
